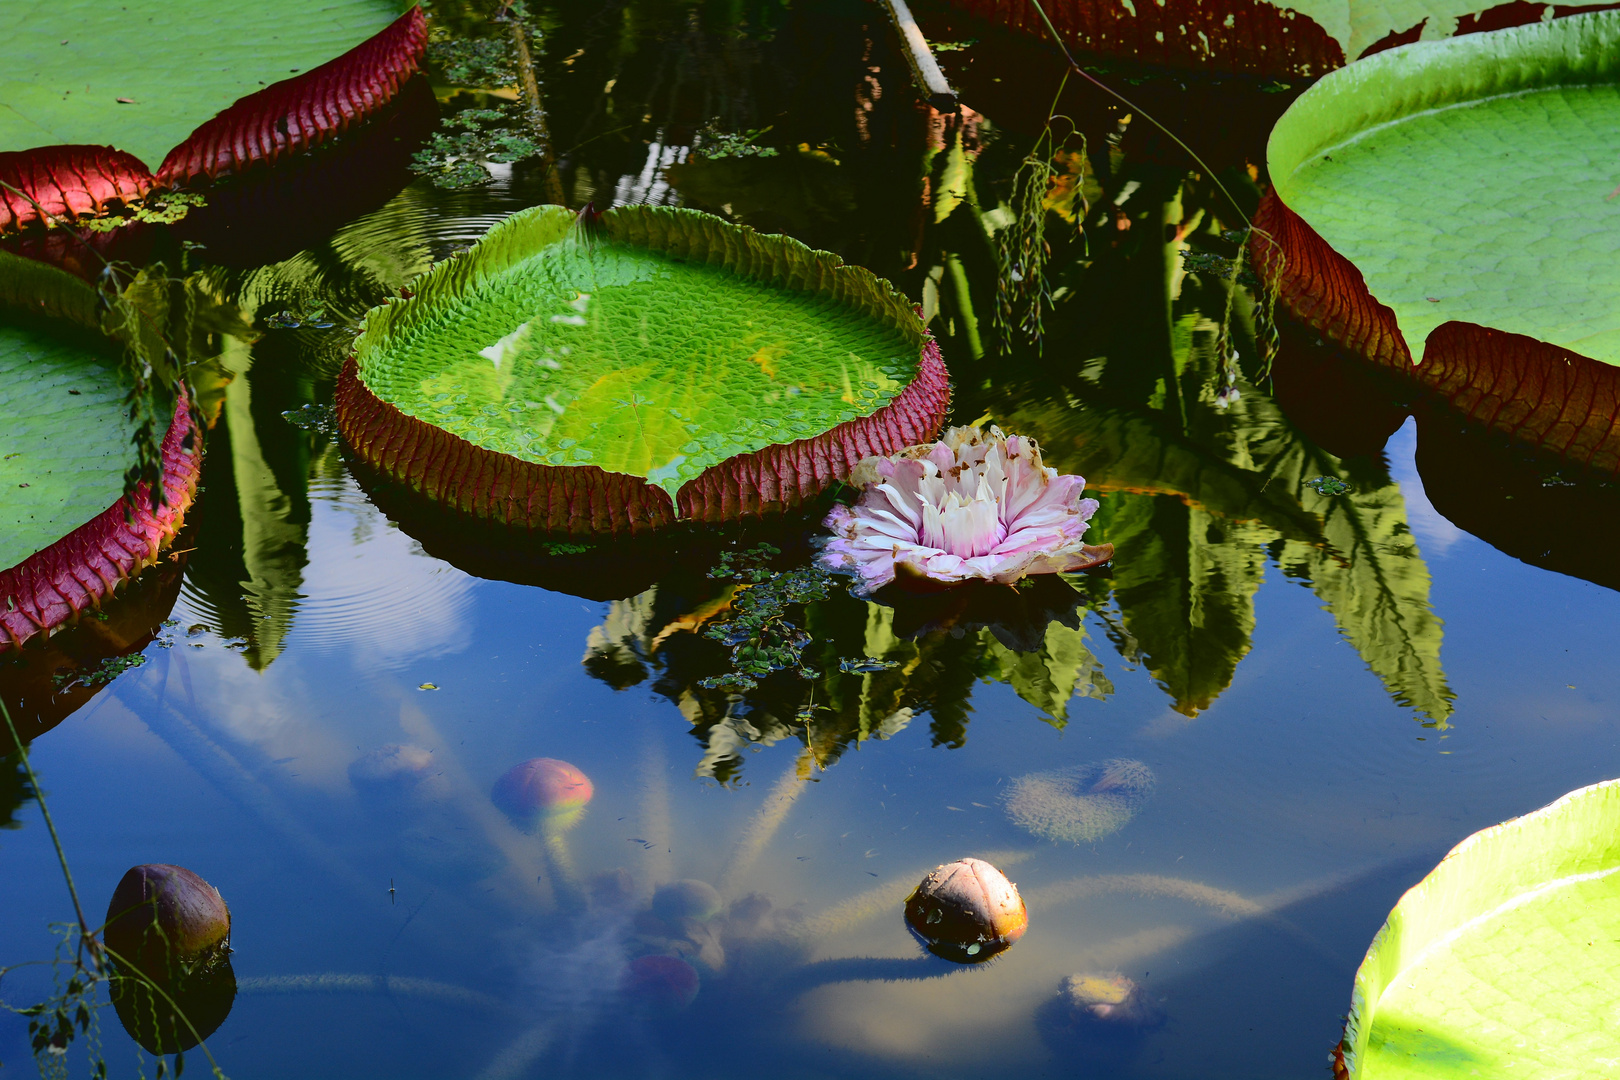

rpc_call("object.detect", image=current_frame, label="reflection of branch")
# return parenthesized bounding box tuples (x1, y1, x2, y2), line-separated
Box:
(0, 700, 97, 962)
(718, 750, 812, 895)
(237, 973, 512, 1014)
(1025, 871, 1347, 966)
(507, 17, 566, 206)
(881, 0, 957, 110)
(771, 953, 960, 995)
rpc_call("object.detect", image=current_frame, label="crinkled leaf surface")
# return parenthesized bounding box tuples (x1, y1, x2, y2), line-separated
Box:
(1345, 779, 1620, 1078)
(0, 322, 138, 570)
(0, 0, 405, 167)
(1271, 13, 1620, 366)
(358, 206, 921, 498)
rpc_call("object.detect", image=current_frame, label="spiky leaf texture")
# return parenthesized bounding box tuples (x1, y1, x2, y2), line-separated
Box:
(338, 205, 951, 535)
(0, 145, 153, 232)
(1255, 13, 1620, 473)
(155, 7, 427, 187)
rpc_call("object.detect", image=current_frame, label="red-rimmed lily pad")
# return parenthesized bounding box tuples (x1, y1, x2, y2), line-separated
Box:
(0, 3, 425, 231)
(335, 205, 951, 536)
(1253, 12, 1620, 473)
(0, 318, 201, 650)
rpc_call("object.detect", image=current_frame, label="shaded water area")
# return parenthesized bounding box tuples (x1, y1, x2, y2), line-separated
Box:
(7, 2, 1620, 1077)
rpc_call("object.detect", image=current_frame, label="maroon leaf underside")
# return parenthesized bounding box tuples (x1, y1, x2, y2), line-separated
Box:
(1, 395, 201, 650)
(0, 145, 154, 232)
(334, 339, 953, 538)
(939, 0, 1620, 78)
(1252, 191, 1620, 474)
(937, 0, 1345, 78)
(154, 6, 428, 188)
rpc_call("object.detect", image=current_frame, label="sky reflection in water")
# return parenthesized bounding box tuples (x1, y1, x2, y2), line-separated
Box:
(6, 1, 1620, 1077)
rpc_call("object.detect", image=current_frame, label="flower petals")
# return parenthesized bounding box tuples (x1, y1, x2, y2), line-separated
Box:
(819, 425, 1110, 593)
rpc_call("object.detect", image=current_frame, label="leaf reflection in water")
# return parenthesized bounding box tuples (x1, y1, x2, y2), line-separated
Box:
(970, 217, 1453, 725)
(582, 571, 1114, 779)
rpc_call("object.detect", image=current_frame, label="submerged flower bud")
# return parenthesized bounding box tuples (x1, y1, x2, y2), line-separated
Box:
(491, 757, 594, 831)
(820, 425, 1112, 593)
(903, 857, 1028, 963)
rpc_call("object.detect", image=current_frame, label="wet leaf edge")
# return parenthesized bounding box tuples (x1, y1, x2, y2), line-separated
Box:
(1255, 15, 1620, 473)
(1338, 777, 1620, 1077)
(338, 204, 950, 535)
(1253, 186, 1620, 473)
(1, 392, 200, 650)
(0, 7, 427, 232)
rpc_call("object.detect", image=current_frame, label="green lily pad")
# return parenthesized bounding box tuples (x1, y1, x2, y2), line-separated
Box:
(1269, 13, 1620, 366)
(0, 0, 406, 168)
(351, 205, 926, 501)
(0, 322, 139, 571)
(1342, 778, 1620, 1078)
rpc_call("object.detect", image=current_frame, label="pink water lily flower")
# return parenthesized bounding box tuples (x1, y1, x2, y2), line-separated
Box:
(820, 425, 1113, 593)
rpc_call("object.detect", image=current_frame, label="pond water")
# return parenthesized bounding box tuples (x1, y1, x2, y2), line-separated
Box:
(6, 2, 1620, 1078)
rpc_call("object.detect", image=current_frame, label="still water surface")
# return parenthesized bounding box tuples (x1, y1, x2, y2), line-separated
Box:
(6, 2, 1620, 1077)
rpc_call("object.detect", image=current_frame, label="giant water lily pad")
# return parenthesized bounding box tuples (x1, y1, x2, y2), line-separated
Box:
(0, 0, 408, 168)
(0, 325, 141, 571)
(1255, 12, 1620, 472)
(1339, 778, 1620, 1078)
(0, 311, 201, 650)
(1270, 13, 1620, 364)
(336, 205, 950, 535)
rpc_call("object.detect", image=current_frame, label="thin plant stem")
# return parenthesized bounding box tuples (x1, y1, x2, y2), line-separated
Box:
(506, 13, 567, 205)
(1, 699, 98, 964)
(1023, 0, 1250, 228)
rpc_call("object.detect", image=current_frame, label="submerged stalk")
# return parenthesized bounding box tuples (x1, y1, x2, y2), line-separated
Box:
(1, 700, 98, 965)
(508, 17, 567, 206)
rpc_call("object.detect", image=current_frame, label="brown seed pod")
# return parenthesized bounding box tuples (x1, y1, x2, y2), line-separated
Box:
(903, 857, 1027, 963)
(103, 863, 231, 983)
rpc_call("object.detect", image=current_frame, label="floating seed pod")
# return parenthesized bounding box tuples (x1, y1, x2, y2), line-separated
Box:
(903, 857, 1027, 963)
(490, 757, 593, 832)
(623, 954, 700, 1011)
(103, 864, 236, 1054)
(651, 879, 723, 923)
(104, 864, 231, 982)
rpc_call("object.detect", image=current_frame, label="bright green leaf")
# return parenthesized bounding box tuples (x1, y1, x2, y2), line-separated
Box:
(0, 0, 406, 168)
(1344, 779, 1620, 1079)
(1270, 13, 1620, 365)
(356, 205, 924, 498)
(0, 322, 138, 570)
